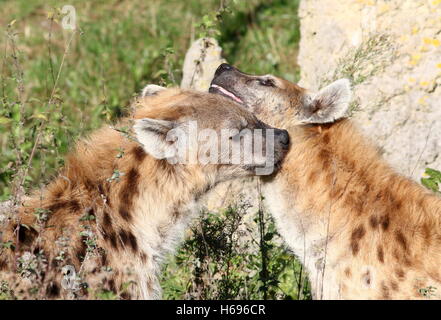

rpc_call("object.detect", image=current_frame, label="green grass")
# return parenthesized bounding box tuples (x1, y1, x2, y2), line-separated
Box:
(0, 0, 300, 200)
(0, 0, 304, 299)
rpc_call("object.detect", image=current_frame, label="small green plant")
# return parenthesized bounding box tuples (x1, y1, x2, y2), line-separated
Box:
(94, 289, 119, 300)
(106, 170, 125, 183)
(421, 168, 441, 193)
(419, 286, 437, 298)
(161, 197, 311, 300)
(0, 281, 14, 300)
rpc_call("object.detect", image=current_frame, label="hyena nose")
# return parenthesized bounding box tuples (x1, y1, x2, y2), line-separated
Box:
(275, 129, 290, 148)
(215, 63, 234, 76)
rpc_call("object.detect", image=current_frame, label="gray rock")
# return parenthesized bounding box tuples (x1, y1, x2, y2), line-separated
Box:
(298, 0, 441, 180)
(181, 37, 226, 92)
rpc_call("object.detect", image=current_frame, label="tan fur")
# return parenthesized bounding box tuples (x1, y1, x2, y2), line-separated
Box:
(210, 65, 441, 299)
(0, 88, 286, 300)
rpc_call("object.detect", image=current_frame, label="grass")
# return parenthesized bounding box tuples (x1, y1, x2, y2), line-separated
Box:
(0, 0, 300, 200)
(0, 0, 305, 299)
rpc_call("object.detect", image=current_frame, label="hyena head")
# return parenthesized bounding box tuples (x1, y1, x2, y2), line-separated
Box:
(133, 91, 290, 179)
(209, 63, 352, 127)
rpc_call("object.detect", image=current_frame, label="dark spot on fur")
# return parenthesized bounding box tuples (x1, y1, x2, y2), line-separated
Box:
(101, 252, 108, 266)
(120, 292, 131, 300)
(118, 230, 138, 253)
(128, 233, 138, 253)
(369, 215, 379, 229)
(52, 188, 64, 199)
(70, 200, 81, 212)
(350, 241, 360, 256)
(157, 159, 175, 175)
(76, 240, 87, 263)
(84, 178, 95, 192)
(322, 133, 330, 144)
(362, 270, 371, 286)
(381, 281, 390, 299)
(380, 214, 390, 231)
(308, 170, 319, 184)
(140, 252, 147, 263)
(102, 211, 112, 228)
(395, 230, 408, 251)
(86, 207, 95, 217)
(377, 245, 384, 263)
(107, 232, 118, 250)
(108, 279, 117, 292)
(318, 149, 331, 170)
(46, 283, 60, 298)
(350, 225, 366, 255)
(390, 281, 398, 291)
(17, 225, 38, 247)
(32, 246, 41, 255)
(47, 201, 65, 213)
(132, 146, 147, 162)
(395, 269, 406, 281)
(403, 255, 412, 267)
(98, 183, 105, 195)
(172, 210, 181, 220)
(119, 207, 131, 221)
(422, 222, 431, 243)
(344, 267, 351, 278)
(47, 199, 81, 214)
(0, 258, 6, 271)
(118, 230, 129, 246)
(118, 168, 140, 222)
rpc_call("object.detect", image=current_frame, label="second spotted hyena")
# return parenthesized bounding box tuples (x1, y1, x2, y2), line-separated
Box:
(209, 64, 441, 300)
(0, 87, 289, 300)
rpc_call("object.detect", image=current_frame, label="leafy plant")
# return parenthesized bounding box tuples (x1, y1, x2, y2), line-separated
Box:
(421, 168, 441, 193)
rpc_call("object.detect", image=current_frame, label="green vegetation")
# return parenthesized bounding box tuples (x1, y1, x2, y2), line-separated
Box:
(0, 0, 300, 200)
(421, 168, 441, 193)
(0, 0, 305, 299)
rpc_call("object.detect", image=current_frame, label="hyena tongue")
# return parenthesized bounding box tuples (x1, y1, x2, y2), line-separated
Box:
(210, 84, 243, 104)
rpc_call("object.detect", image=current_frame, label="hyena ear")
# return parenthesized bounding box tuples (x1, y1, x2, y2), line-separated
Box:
(299, 79, 352, 124)
(141, 84, 166, 97)
(133, 118, 176, 159)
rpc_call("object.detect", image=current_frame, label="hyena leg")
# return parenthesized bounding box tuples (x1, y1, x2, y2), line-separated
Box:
(141, 84, 166, 97)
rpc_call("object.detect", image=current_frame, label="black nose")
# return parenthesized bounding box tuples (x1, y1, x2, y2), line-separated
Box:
(275, 129, 290, 147)
(214, 63, 234, 77)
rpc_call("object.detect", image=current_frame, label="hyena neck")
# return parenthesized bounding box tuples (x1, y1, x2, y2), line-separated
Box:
(265, 119, 441, 298)
(1, 132, 214, 300)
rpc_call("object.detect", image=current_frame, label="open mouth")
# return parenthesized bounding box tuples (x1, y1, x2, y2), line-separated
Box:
(209, 84, 243, 105)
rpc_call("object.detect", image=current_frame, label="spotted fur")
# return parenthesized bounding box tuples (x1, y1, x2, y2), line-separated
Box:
(0, 88, 286, 300)
(210, 65, 441, 300)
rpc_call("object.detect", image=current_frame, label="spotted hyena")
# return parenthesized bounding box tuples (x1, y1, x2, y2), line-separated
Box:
(0, 87, 289, 300)
(209, 64, 441, 300)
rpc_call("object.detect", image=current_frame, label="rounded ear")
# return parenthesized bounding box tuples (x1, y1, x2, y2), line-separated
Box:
(299, 79, 352, 124)
(133, 118, 175, 159)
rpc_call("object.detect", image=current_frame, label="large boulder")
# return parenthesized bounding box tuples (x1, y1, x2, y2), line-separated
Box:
(298, 0, 441, 180)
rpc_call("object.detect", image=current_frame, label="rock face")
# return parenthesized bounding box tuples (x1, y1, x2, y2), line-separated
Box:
(181, 37, 226, 92)
(298, 0, 441, 180)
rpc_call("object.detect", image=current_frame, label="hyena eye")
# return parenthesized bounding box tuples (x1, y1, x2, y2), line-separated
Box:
(257, 78, 275, 87)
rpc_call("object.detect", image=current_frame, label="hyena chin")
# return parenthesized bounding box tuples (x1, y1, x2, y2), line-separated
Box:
(0, 87, 289, 300)
(209, 64, 441, 300)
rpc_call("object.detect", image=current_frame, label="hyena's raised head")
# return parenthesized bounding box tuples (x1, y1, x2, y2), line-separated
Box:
(209, 63, 352, 128)
(133, 90, 289, 178)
